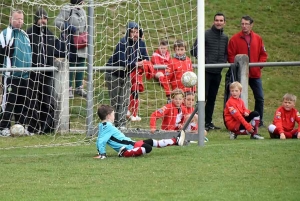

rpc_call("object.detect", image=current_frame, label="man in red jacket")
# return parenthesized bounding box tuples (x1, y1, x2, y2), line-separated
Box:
(228, 15, 268, 127)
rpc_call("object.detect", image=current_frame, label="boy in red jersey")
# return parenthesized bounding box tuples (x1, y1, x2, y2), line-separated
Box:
(151, 39, 172, 102)
(224, 82, 264, 140)
(167, 39, 196, 93)
(150, 88, 187, 133)
(127, 60, 154, 121)
(268, 93, 300, 139)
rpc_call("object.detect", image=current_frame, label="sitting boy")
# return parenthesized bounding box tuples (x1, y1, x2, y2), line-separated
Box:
(223, 81, 264, 140)
(268, 93, 300, 139)
(150, 88, 188, 133)
(95, 104, 186, 159)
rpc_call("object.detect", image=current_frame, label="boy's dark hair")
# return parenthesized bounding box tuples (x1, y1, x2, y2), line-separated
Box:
(97, 104, 114, 121)
(173, 39, 186, 50)
(159, 38, 168, 46)
(241, 15, 254, 24)
(214, 12, 226, 21)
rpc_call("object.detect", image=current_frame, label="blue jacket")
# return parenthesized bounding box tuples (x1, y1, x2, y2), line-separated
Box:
(96, 122, 135, 155)
(106, 22, 149, 78)
(0, 26, 32, 78)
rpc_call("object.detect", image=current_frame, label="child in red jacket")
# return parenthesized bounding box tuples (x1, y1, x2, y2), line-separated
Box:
(268, 93, 300, 139)
(150, 88, 187, 133)
(224, 81, 264, 140)
(167, 39, 196, 94)
(151, 39, 172, 102)
(127, 60, 154, 121)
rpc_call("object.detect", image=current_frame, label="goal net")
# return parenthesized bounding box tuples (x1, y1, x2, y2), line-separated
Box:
(0, 0, 197, 148)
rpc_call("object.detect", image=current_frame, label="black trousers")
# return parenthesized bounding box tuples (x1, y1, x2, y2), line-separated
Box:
(30, 72, 55, 133)
(205, 72, 222, 124)
(0, 76, 38, 132)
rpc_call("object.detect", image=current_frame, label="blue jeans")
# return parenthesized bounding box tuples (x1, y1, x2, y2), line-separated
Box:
(249, 78, 264, 122)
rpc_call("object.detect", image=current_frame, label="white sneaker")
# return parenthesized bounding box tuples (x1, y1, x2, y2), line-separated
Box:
(229, 132, 237, 140)
(24, 129, 35, 136)
(251, 134, 264, 140)
(69, 88, 74, 99)
(126, 111, 131, 119)
(176, 130, 186, 146)
(1, 128, 11, 137)
(130, 116, 142, 121)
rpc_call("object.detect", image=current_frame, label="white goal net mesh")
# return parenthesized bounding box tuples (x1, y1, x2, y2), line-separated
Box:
(0, 0, 197, 148)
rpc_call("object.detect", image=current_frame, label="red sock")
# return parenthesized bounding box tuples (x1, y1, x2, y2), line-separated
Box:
(132, 98, 139, 117)
(128, 93, 134, 114)
(122, 147, 145, 157)
(159, 76, 171, 97)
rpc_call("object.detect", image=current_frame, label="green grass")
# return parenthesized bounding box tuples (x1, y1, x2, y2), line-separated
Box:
(1, 132, 300, 200)
(0, 0, 300, 200)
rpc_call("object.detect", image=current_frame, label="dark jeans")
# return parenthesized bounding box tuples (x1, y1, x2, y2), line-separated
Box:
(249, 78, 264, 122)
(0, 77, 38, 132)
(69, 57, 86, 88)
(205, 72, 222, 124)
(105, 73, 131, 127)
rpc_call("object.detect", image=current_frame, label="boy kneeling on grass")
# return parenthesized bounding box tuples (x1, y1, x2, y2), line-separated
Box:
(268, 93, 300, 139)
(223, 81, 264, 140)
(94, 104, 186, 159)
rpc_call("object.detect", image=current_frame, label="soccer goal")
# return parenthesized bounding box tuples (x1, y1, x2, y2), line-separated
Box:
(0, 0, 197, 147)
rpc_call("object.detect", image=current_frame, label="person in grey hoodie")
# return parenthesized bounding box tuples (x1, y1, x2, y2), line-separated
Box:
(55, 0, 87, 98)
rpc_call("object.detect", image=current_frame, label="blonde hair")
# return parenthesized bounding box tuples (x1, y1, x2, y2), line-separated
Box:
(10, 9, 23, 17)
(171, 88, 185, 99)
(283, 93, 297, 102)
(230, 81, 242, 91)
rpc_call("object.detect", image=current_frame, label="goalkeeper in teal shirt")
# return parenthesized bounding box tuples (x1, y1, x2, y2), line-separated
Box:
(95, 104, 186, 159)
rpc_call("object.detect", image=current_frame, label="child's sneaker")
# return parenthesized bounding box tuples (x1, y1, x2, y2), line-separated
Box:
(1, 128, 11, 137)
(69, 88, 74, 99)
(250, 134, 264, 140)
(176, 130, 186, 146)
(126, 111, 131, 119)
(118, 146, 127, 157)
(75, 87, 87, 98)
(229, 132, 237, 140)
(24, 129, 35, 136)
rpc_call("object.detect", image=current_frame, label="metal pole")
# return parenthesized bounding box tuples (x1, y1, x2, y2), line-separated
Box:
(197, 0, 205, 146)
(86, 1, 94, 136)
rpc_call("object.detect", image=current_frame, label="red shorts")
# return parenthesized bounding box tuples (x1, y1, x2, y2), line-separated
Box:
(134, 140, 144, 148)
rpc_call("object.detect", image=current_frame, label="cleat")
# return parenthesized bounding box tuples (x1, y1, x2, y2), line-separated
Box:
(118, 146, 127, 157)
(176, 130, 186, 146)
(24, 129, 35, 136)
(205, 122, 221, 131)
(250, 134, 264, 140)
(0, 128, 11, 137)
(75, 87, 87, 98)
(229, 132, 237, 140)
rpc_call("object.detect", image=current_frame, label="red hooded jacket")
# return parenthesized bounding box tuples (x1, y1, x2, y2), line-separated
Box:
(228, 30, 268, 78)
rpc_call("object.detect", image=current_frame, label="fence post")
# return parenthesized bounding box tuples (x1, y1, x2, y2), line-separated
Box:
(53, 58, 69, 133)
(234, 54, 249, 107)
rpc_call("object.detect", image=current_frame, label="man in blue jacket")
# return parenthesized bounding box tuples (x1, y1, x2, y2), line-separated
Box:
(0, 9, 38, 136)
(105, 22, 149, 128)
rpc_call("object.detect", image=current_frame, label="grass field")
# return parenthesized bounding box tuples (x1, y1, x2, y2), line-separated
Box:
(0, 0, 300, 200)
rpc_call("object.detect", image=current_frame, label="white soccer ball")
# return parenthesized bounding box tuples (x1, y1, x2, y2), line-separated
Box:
(181, 71, 197, 87)
(10, 124, 25, 137)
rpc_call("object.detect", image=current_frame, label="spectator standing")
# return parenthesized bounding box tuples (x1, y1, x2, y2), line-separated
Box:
(55, 0, 88, 98)
(27, 7, 56, 133)
(105, 22, 149, 128)
(151, 39, 171, 102)
(227, 15, 268, 127)
(0, 9, 37, 136)
(190, 12, 228, 131)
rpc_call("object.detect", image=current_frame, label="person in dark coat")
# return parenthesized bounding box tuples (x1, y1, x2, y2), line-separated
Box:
(27, 7, 56, 133)
(191, 12, 228, 131)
